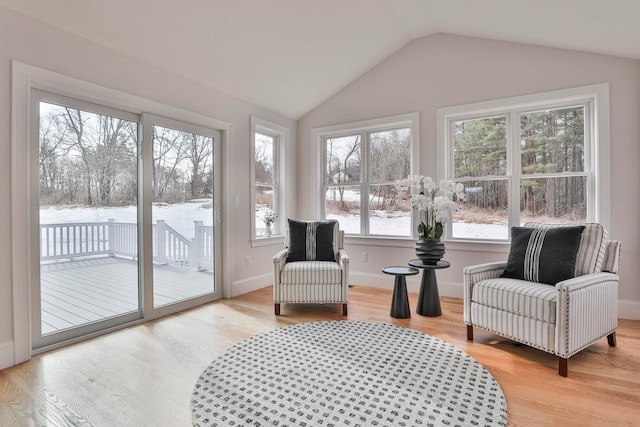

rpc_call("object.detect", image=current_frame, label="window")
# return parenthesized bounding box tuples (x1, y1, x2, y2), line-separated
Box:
(438, 84, 610, 242)
(251, 116, 287, 239)
(315, 113, 419, 237)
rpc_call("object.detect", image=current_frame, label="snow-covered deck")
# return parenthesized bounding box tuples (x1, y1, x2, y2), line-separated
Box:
(40, 256, 214, 335)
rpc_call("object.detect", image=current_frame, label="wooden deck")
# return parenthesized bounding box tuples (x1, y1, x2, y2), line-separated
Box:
(40, 257, 214, 335)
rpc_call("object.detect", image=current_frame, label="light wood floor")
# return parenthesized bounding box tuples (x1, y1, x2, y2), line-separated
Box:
(1, 285, 639, 426)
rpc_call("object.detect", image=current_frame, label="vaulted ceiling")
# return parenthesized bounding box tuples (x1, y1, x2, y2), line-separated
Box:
(2, 0, 639, 118)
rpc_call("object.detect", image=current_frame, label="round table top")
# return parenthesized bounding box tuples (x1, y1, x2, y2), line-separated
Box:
(382, 266, 420, 276)
(408, 259, 451, 270)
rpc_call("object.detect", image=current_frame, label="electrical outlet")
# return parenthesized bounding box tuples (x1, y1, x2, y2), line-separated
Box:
(361, 252, 368, 262)
(245, 255, 252, 266)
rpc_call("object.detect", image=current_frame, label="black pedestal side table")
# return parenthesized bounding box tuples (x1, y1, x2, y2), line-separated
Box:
(382, 266, 419, 318)
(408, 259, 450, 317)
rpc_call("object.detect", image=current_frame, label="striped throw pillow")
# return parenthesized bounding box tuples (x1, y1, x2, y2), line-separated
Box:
(286, 220, 336, 262)
(501, 226, 585, 285)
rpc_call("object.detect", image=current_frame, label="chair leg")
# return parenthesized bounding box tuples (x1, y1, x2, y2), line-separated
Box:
(607, 332, 617, 347)
(559, 357, 568, 377)
(274, 303, 281, 316)
(342, 304, 348, 316)
(467, 325, 473, 341)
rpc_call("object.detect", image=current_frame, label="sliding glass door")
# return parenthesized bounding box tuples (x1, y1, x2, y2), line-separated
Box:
(147, 118, 218, 309)
(33, 92, 141, 349)
(31, 93, 221, 350)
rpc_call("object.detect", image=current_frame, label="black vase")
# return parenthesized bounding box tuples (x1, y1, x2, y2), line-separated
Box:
(415, 240, 445, 264)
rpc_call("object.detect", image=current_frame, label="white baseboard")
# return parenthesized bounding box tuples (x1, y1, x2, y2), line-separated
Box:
(619, 299, 640, 320)
(230, 271, 640, 321)
(438, 280, 464, 299)
(349, 272, 463, 298)
(349, 272, 414, 290)
(232, 272, 272, 297)
(0, 340, 15, 370)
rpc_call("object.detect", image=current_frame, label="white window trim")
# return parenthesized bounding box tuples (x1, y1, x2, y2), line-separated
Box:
(250, 115, 288, 247)
(437, 83, 610, 245)
(11, 61, 232, 364)
(311, 112, 420, 242)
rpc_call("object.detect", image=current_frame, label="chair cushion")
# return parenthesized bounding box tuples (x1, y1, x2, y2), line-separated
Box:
(502, 226, 585, 285)
(280, 261, 342, 285)
(286, 219, 336, 262)
(473, 278, 558, 323)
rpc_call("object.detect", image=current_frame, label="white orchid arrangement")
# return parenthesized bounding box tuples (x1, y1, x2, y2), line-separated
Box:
(395, 175, 466, 240)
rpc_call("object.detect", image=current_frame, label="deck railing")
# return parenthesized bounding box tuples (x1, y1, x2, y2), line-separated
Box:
(41, 222, 110, 260)
(41, 219, 213, 270)
(193, 221, 214, 271)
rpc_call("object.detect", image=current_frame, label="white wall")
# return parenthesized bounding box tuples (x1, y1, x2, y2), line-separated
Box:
(298, 33, 640, 319)
(0, 7, 296, 368)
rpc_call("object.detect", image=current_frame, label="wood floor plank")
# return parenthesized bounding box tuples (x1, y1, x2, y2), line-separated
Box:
(1, 285, 638, 426)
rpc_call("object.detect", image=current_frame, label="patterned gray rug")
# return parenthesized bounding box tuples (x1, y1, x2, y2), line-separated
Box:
(191, 321, 507, 426)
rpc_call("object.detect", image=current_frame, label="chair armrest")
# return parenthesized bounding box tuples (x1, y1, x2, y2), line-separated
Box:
(463, 261, 507, 324)
(555, 272, 619, 357)
(338, 249, 349, 266)
(463, 261, 508, 278)
(338, 249, 350, 300)
(555, 271, 619, 293)
(272, 249, 288, 301)
(273, 249, 288, 267)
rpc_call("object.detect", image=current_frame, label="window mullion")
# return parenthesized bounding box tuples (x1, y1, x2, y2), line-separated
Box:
(507, 111, 521, 232)
(584, 100, 596, 222)
(361, 131, 369, 236)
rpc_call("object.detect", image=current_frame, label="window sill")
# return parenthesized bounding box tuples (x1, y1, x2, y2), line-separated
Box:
(343, 235, 510, 254)
(251, 235, 284, 248)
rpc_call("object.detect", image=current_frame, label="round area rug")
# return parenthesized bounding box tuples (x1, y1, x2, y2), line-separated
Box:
(191, 321, 507, 426)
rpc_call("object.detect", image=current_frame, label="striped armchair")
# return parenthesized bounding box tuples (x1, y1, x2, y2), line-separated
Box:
(464, 223, 621, 377)
(273, 220, 349, 315)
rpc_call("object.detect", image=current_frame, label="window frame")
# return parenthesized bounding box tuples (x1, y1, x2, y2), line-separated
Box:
(437, 83, 610, 243)
(313, 112, 420, 239)
(250, 116, 288, 244)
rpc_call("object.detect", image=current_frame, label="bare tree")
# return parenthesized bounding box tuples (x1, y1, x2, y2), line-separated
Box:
(186, 133, 213, 197)
(56, 107, 136, 205)
(39, 112, 67, 198)
(93, 116, 136, 203)
(60, 108, 93, 204)
(326, 135, 360, 208)
(153, 126, 189, 198)
(254, 136, 273, 184)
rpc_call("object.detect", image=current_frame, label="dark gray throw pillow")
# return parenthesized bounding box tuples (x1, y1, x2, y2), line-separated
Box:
(501, 225, 585, 285)
(286, 220, 336, 262)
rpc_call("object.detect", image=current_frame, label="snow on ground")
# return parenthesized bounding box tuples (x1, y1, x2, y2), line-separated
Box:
(40, 200, 213, 239)
(326, 190, 509, 239)
(40, 198, 508, 241)
(329, 213, 508, 240)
